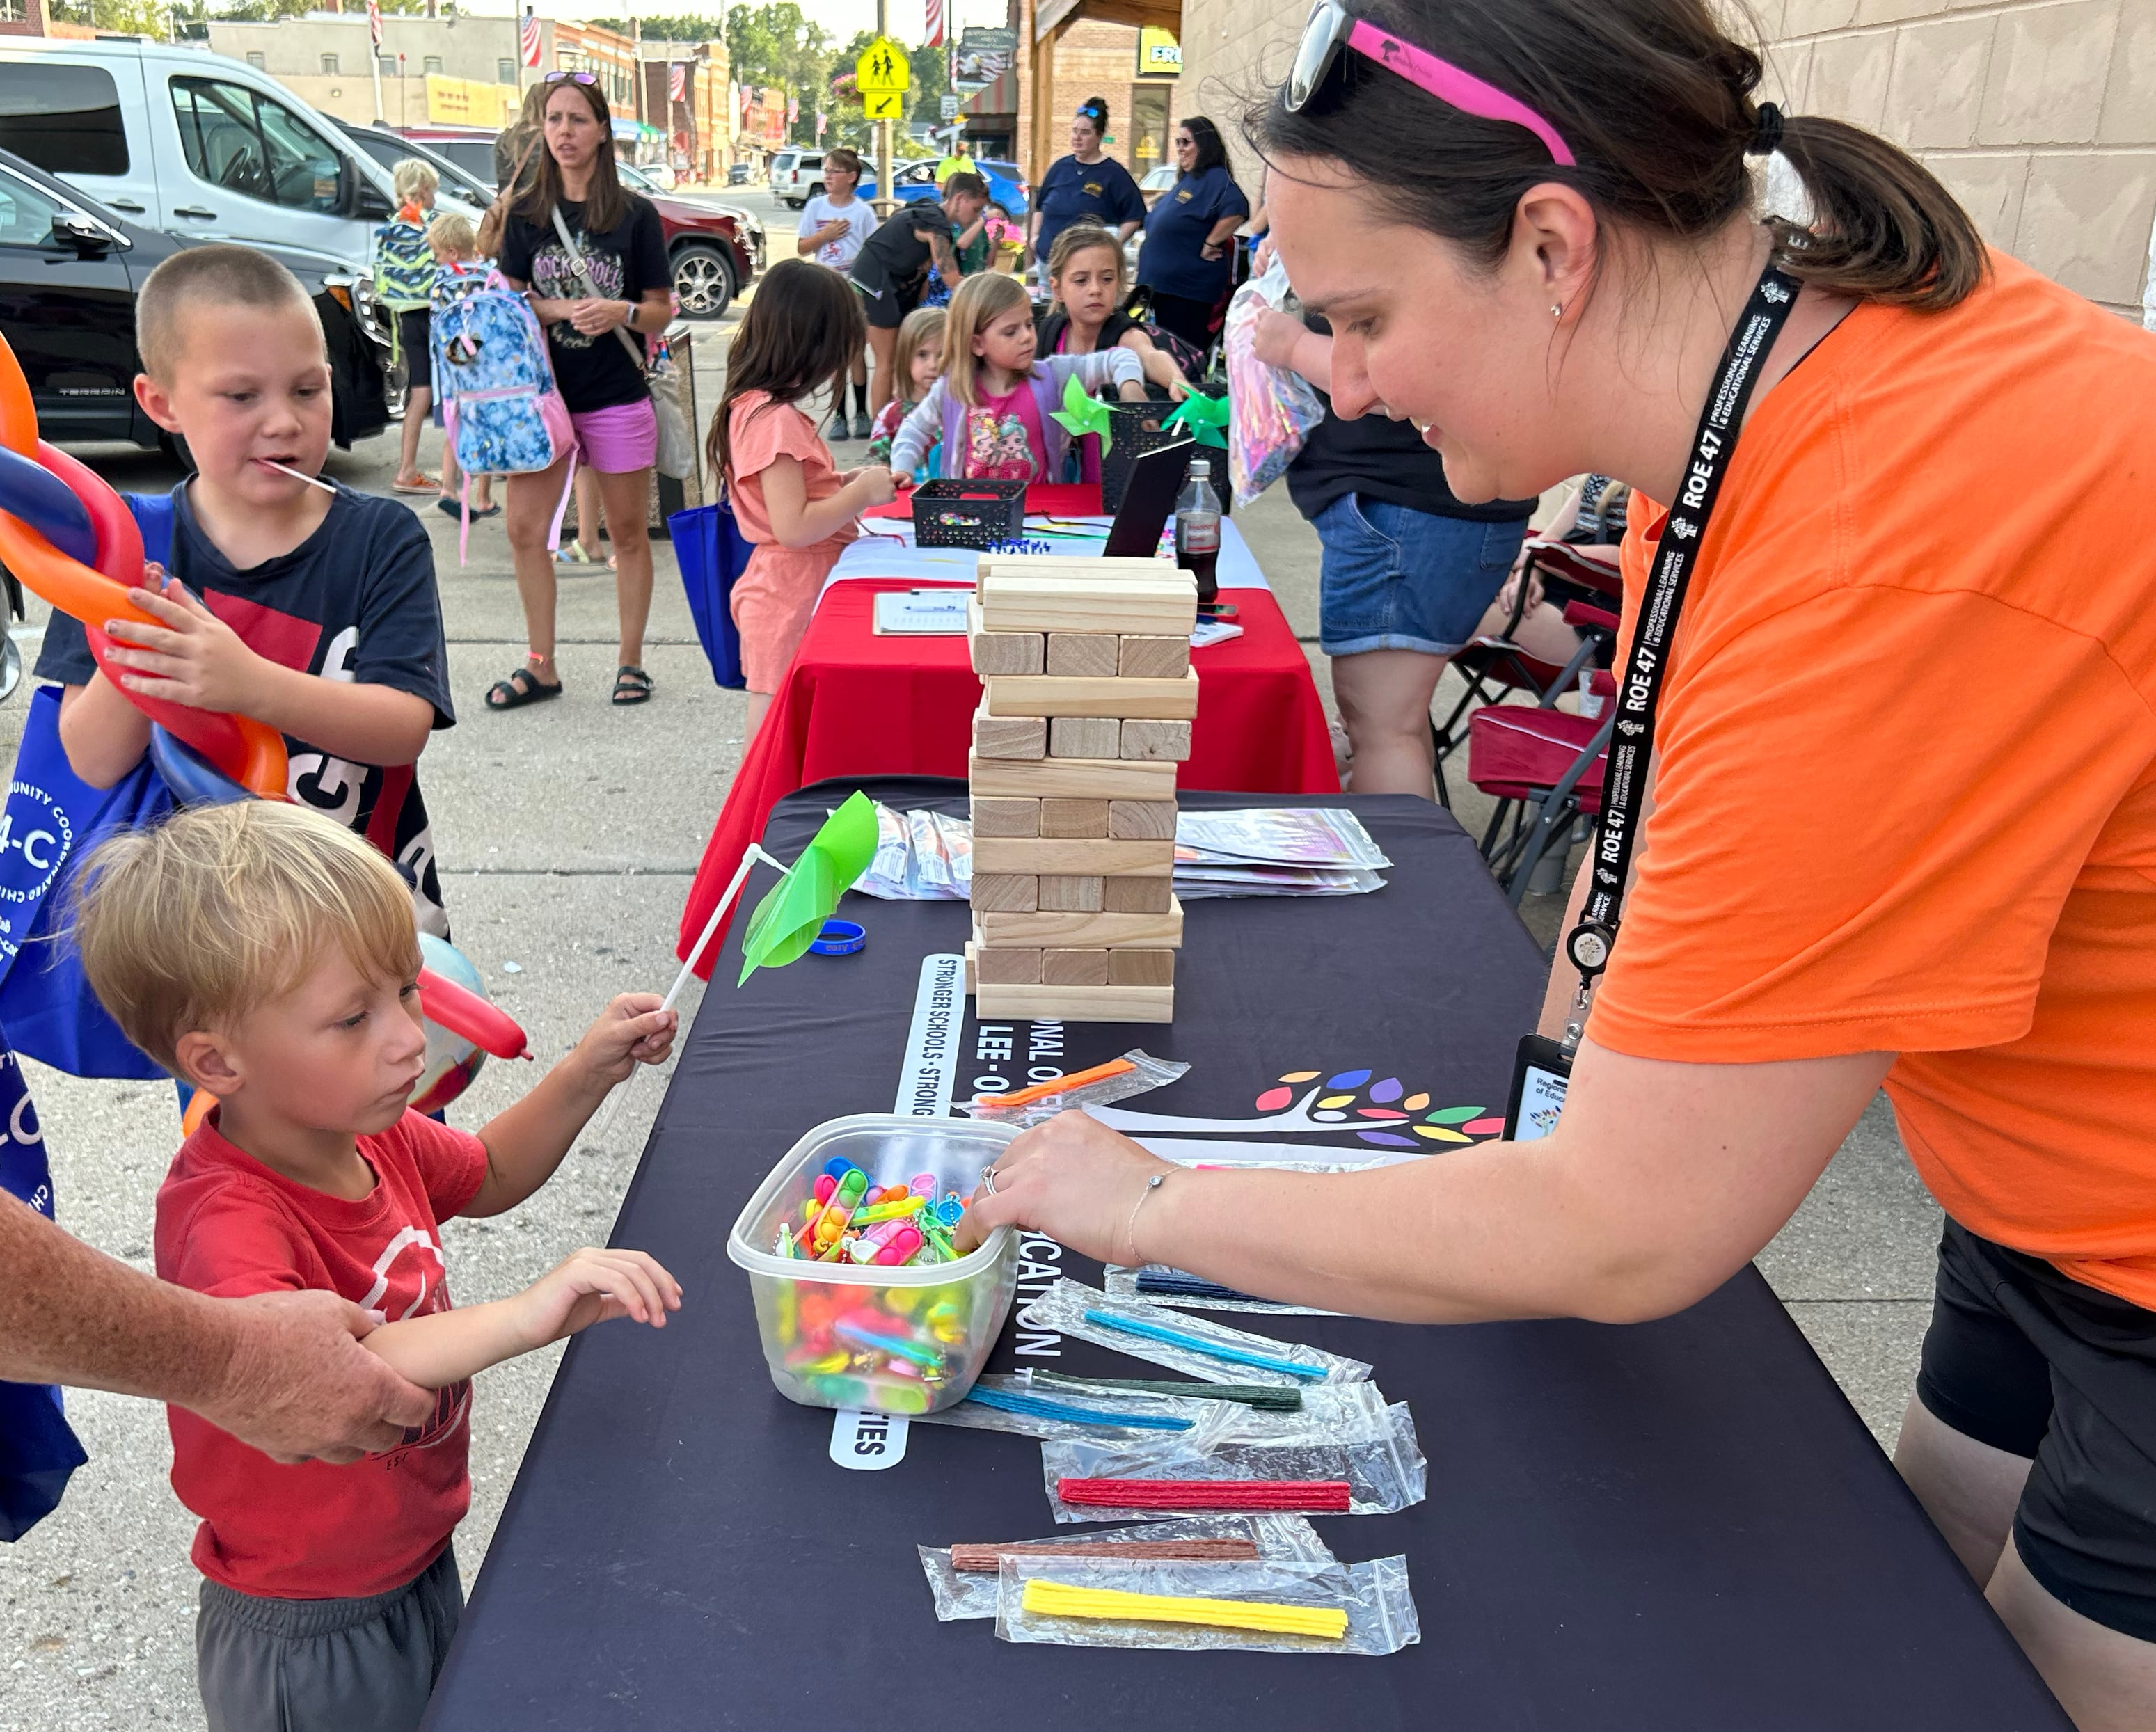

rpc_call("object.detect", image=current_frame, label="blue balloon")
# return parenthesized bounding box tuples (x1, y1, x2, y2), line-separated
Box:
(148, 725, 252, 807)
(0, 445, 95, 567)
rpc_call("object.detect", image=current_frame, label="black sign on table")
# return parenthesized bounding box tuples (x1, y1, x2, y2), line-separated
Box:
(423, 779, 2068, 1731)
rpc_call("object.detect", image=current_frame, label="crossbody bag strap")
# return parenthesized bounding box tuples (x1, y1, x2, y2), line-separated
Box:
(548, 205, 651, 376)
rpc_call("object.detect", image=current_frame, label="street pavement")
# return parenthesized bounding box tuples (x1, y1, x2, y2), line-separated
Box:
(0, 212, 1937, 1727)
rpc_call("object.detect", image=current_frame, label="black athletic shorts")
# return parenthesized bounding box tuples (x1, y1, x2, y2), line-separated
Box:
(398, 308, 432, 392)
(850, 271, 920, 331)
(1917, 1219, 2156, 1640)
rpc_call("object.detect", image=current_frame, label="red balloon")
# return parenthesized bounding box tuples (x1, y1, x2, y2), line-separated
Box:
(415, 967, 530, 1060)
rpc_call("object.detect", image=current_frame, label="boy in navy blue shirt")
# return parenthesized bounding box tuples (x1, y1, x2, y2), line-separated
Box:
(37, 245, 454, 933)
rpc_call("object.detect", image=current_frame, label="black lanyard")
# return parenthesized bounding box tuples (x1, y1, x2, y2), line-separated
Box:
(1561, 262, 1801, 1024)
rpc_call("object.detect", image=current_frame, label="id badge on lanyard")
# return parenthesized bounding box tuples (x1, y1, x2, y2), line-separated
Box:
(1503, 263, 1800, 1141)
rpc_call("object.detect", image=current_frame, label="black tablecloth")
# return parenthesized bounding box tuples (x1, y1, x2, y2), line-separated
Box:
(424, 779, 2067, 1731)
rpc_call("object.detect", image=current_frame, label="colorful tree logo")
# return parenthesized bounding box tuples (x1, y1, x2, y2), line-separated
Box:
(1091, 1067, 1505, 1151)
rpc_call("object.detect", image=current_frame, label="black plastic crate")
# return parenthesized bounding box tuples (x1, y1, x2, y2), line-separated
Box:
(910, 478, 1028, 550)
(1100, 396, 1231, 516)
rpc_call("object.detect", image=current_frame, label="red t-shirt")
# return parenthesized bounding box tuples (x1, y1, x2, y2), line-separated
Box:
(154, 1111, 491, 1598)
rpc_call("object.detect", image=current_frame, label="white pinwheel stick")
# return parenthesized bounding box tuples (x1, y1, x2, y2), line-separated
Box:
(590, 843, 788, 1145)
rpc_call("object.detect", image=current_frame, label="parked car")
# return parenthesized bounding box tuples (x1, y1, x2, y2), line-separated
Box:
(1139, 164, 1177, 207)
(727, 161, 752, 186)
(0, 145, 388, 450)
(889, 155, 1029, 220)
(395, 126, 499, 189)
(613, 159, 763, 319)
(335, 120, 494, 209)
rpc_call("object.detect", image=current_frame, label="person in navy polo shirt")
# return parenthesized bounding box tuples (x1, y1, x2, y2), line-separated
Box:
(1030, 97, 1146, 269)
(1135, 114, 1250, 353)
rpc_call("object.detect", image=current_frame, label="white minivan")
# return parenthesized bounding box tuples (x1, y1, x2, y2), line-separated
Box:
(0, 38, 473, 299)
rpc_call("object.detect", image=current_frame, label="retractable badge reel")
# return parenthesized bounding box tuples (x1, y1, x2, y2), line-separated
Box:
(1505, 923, 1608, 1143)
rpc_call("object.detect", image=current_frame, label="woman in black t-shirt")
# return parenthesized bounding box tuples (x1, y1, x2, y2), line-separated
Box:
(493, 73, 672, 711)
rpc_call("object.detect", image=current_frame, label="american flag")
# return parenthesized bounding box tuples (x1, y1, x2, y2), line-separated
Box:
(366, 0, 381, 53)
(924, 0, 945, 49)
(669, 63, 686, 103)
(520, 8, 541, 69)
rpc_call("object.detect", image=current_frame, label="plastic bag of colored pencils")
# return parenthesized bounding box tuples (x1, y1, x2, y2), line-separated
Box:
(962, 1051, 1189, 1129)
(1022, 1278, 1372, 1388)
(912, 1374, 1230, 1441)
(996, 1556, 1420, 1655)
(918, 1513, 1333, 1622)
(1039, 1392, 1426, 1520)
(1105, 1262, 1341, 1318)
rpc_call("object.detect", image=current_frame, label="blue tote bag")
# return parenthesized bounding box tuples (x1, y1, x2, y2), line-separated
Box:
(0, 1046, 88, 1541)
(667, 500, 751, 690)
(0, 491, 175, 1079)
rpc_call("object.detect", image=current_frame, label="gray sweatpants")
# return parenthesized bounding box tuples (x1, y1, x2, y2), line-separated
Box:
(196, 1543, 463, 1732)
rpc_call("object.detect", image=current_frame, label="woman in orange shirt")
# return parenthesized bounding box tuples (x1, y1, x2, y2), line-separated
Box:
(957, 2, 2156, 1724)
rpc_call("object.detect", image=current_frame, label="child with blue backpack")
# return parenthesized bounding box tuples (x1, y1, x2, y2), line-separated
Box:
(425, 213, 497, 522)
(889, 271, 1145, 483)
(377, 160, 444, 498)
(35, 244, 454, 937)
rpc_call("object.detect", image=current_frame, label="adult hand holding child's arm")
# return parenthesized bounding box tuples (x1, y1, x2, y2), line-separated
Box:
(360, 1247, 683, 1389)
(463, 993, 678, 1218)
(102, 575, 434, 767)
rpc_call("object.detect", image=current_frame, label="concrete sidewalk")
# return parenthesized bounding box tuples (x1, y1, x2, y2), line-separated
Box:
(0, 334, 1936, 1729)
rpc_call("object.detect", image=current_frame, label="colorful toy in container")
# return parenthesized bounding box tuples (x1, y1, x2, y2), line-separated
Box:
(727, 1114, 1020, 1416)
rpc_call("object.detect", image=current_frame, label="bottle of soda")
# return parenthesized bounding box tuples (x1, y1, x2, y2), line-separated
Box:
(1173, 459, 1222, 607)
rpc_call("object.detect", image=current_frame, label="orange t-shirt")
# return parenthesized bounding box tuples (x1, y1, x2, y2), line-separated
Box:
(1590, 251, 2156, 1308)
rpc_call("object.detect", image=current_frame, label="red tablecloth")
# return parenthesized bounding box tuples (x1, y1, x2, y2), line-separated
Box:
(676, 578, 1335, 975)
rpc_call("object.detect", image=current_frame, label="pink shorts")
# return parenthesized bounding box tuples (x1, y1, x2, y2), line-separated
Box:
(571, 399, 657, 474)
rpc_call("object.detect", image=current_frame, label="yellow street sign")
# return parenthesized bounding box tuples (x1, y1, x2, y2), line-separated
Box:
(856, 35, 910, 93)
(863, 90, 904, 120)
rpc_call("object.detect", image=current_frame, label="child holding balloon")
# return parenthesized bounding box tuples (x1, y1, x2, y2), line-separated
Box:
(32, 244, 457, 933)
(72, 798, 682, 1732)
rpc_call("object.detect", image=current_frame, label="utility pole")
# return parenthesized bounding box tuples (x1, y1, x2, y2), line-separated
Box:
(874, 0, 891, 214)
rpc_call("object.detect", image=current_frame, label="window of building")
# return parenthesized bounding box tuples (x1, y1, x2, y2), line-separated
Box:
(0, 0, 29, 21)
(379, 56, 397, 78)
(423, 56, 443, 74)
(321, 54, 339, 75)
(0, 62, 129, 176)
(246, 52, 266, 70)
(498, 58, 516, 83)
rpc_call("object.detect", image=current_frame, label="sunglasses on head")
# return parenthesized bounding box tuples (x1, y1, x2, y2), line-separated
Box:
(1287, 0, 1575, 167)
(544, 70, 599, 86)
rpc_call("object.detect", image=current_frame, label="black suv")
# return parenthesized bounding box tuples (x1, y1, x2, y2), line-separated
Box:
(0, 146, 390, 450)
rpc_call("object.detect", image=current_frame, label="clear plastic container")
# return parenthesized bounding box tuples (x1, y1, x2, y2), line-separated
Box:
(727, 1115, 1020, 1417)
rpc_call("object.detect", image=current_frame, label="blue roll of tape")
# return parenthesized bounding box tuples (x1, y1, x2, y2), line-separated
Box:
(809, 919, 866, 957)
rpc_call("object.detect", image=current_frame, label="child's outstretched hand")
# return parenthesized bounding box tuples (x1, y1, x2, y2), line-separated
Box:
(510, 1246, 683, 1350)
(104, 570, 268, 713)
(573, 992, 678, 1088)
(853, 465, 897, 508)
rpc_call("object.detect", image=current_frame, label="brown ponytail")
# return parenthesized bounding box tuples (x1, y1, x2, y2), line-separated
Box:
(1248, 0, 1985, 312)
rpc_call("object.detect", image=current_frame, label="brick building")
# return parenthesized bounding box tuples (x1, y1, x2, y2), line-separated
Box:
(1015, 0, 1186, 185)
(1178, 0, 2156, 321)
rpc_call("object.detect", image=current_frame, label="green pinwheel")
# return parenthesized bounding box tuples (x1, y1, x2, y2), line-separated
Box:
(1163, 391, 1230, 449)
(738, 789, 880, 983)
(1049, 373, 1114, 450)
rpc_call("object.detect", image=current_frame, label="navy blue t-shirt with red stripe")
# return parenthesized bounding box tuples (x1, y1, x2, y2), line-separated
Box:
(34, 482, 454, 932)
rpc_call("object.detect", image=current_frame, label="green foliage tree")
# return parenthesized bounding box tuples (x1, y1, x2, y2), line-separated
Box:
(724, 1, 830, 146)
(588, 15, 724, 43)
(48, 0, 171, 33)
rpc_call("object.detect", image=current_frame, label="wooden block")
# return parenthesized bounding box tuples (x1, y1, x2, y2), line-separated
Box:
(1121, 719, 1193, 762)
(1104, 874, 1175, 914)
(974, 982, 1175, 1024)
(972, 710, 1047, 761)
(963, 942, 976, 996)
(1045, 634, 1123, 678)
(979, 574, 1196, 636)
(974, 944, 1043, 986)
(969, 753, 1178, 802)
(986, 669, 1200, 721)
(1037, 875, 1104, 912)
(1109, 948, 1176, 987)
(1049, 716, 1123, 759)
(981, 555, 1173, 582)
(976, 900, 1184, 950)
(970, 873, 1038, 913)
(969, 627, 1045, 676)
(974, 837, 1175, 878)
(1040, 798, 1111, 838)
(1108, 799, 1178, 841)
(971, 796, 1040, 838)
(1042, 948, 1111, 987)
(1118, 635, 1190, 680)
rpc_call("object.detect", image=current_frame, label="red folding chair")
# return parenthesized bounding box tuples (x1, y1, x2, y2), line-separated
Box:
(1466, 698, 1614, 907)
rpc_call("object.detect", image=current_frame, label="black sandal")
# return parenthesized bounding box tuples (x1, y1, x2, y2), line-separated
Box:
(485, 666, 562, 710)
(612, 665, 653, 706)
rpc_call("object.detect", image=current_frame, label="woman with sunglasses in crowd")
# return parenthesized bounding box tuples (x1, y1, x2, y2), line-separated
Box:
(490, 71, 672, 711)
(1132, 115, 1249, 353)
(960, 3, 2156, 1725)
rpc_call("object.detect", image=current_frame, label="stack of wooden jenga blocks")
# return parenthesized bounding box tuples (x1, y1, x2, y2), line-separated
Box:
(964, 555, 1198, 1023)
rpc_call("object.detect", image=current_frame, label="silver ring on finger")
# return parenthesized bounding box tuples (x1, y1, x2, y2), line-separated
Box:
(980, 1163, 1001, 1197)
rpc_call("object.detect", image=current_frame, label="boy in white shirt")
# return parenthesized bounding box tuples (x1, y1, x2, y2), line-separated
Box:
(796, 147, 878, 439)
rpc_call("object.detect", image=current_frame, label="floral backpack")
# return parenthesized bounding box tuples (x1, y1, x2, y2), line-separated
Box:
(429, 273, 575, 556)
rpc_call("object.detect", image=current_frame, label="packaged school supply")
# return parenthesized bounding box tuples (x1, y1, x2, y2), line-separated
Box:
(1223, 256, 1324, 507)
